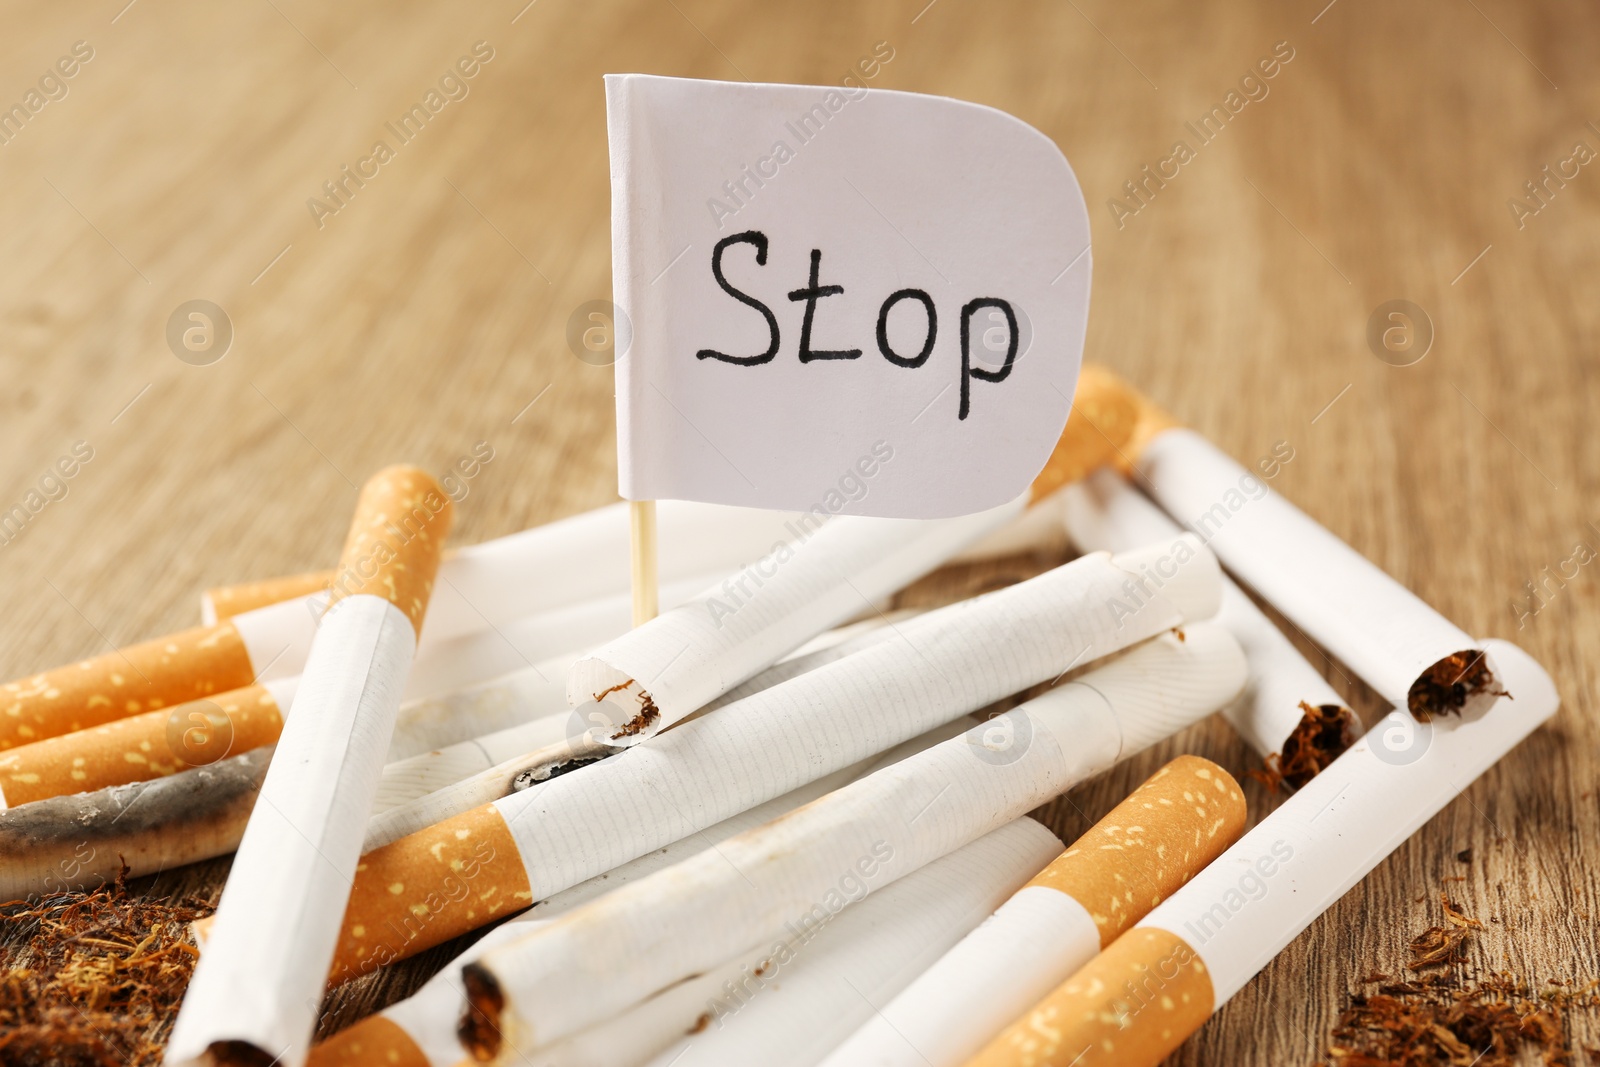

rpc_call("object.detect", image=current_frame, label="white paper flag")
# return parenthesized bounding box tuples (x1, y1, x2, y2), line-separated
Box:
(607, 74, 1091, 517)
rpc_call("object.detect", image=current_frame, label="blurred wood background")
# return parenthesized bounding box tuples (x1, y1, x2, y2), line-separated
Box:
(2, 0, 1597, 1062)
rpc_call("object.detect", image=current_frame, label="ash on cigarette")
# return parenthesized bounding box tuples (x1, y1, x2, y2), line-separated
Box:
(1316, 892, 1600, 1067)
(1407, 651, 1506, 723)
(1251, 703, 1356, 793)
(0, 871, 213, 1067)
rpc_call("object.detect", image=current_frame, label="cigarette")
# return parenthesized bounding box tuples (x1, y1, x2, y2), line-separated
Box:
(638, 818, 1066, 1067)
(820, 755, 1245, 1067)
(962, 636, 1557, 1067)
(461, 623, 1245, 1053)
(0, 747, 271, 902)
(314, 538, 1223, 983)
(0, 677, 297, 809)
(167, 466, 453, 1067)
(1062, 467, 1356, 784)
(569, 377, 1139, 748)
(304, 727, 964, 1067)
(1095, 370, 1500, 720)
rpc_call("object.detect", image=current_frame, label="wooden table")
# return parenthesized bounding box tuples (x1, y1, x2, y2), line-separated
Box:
(2, 0, 1595, 1062)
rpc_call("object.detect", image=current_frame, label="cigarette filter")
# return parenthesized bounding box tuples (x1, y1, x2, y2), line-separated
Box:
(1135, 426, 1502, 721)
(821, 756, 1245, 1067)
(318, 539, 1223, 983)
(167, 466, 452, 1067)
(641, 818, 1065, 1067)
(0, 617, 272, 752)
(0, 677, 297, 808)
(1062, 468, 1356, 782)
(202, 570, 332, 624)
(568, 497, 1024, 745)
(964, 636, 1556, 1067)
(464, 624, 1245, 1050)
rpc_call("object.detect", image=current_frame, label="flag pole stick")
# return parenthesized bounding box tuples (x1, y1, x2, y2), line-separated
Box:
(629, 499, 659, 626)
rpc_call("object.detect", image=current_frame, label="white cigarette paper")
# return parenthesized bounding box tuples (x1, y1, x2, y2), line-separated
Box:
(1062, 468, 1352, 760)
(640, 819, 1065, 1067)
(168, 468, 450, 1067)
(568, 498, 1025, 744)
(469, 622, 1245, 1049)
(487, 538, 1221, 926)
(1136, 429, 1500, 718)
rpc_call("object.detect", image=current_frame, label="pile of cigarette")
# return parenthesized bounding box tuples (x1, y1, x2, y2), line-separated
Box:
(0, 366, 1555, 1067)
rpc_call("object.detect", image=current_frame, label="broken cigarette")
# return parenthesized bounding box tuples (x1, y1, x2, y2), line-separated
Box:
(305, 723, 975, 1067)
(461, 623, 1245, 1053)
(638, 818, 1066, 1067)
(167, 466, 452, 1067)
(568, 373, 1137, 747)
(313, 537, 1222, 984)
(962, 636, 1557, 1067)
(1090, 363, 1502, 721)
(821, 755, 1246, 1067)
(1062, 467, 1356, 785)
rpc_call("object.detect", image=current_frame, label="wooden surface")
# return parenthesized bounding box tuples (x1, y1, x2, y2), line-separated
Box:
(2, 0, 1597, 1062)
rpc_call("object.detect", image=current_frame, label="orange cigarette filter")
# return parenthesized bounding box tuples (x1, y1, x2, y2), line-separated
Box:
(329, 803, 530, 983)
(1029, 364, 1141, 503)
(306, 1016, 429, 1067)
(0, 683, 285, 809)
(1030, 755, 1246, 945)
(0, 622, 257, 752)
(964, 926, 1214, 1067)
(202, 571, 331, 623)
(327, 464, 452, 635)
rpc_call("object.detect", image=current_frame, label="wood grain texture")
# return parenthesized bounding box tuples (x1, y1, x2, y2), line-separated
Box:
(1, 0, 1596, 1062)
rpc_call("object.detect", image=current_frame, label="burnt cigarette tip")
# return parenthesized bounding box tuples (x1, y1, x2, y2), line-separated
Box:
(458, 962, 507, 1062)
